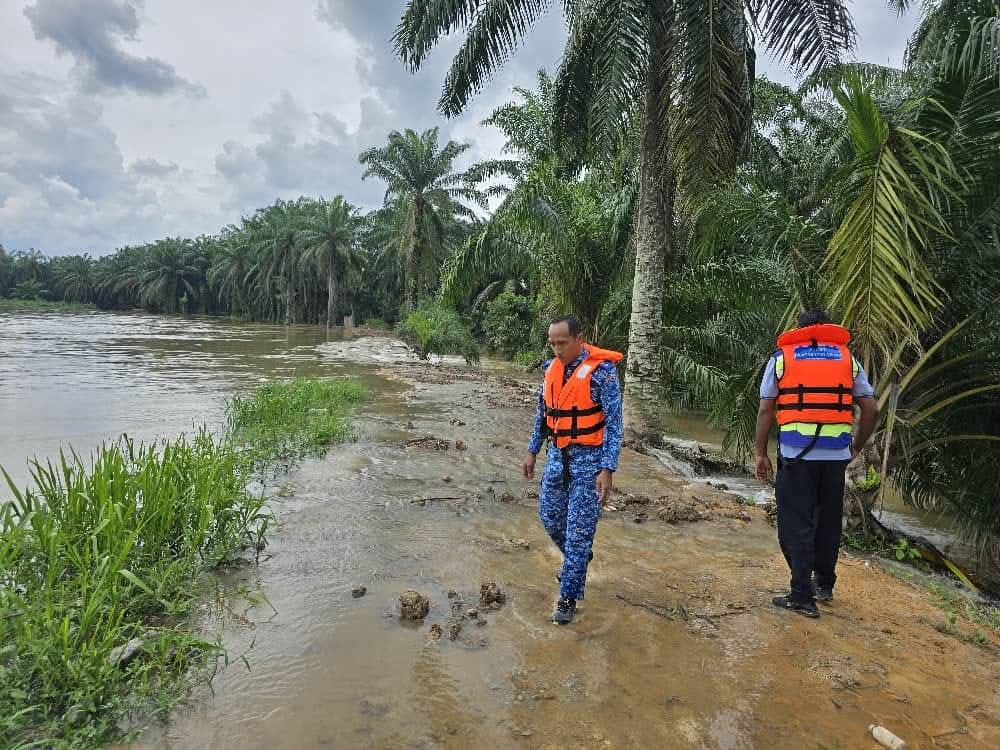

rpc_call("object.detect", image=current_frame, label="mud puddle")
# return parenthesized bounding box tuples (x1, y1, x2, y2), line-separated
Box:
(125, 337, 1000, 750)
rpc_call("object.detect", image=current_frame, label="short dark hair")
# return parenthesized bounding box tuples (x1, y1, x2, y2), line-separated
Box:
(549, 314, 582, 336)
(797, 309, 833, 328)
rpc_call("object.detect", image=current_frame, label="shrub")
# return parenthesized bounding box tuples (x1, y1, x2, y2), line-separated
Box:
(396, 302, 480, 364)
(361, 317, 392, 330)
(513, 349, 546, 367)
(484, 292, 536, 357)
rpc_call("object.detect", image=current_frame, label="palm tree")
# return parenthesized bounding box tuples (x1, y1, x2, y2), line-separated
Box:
(52, 255, 97, 303)
(393, 0, 856, 436)
(137, 238, 201, 313)
(250, 201, 304, 326)
(298, 196, 360, 327)
(359, 127, 485, 311)
(0, 245, 14, 297)
(442, 70, 637, 346)
(209, 230, 256, 318)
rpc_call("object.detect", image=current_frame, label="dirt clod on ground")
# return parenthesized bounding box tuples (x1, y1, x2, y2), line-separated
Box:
(428, 623, 443, 640)
(480, 581, 507, 609)
(399, 590, 430, 620)
(403, 435, 450, 450)
(610, 492, 755, 524)
(351, 586, 367, 598)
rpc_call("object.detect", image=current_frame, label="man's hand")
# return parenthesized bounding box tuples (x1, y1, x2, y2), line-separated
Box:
(596, 469, 613, 504)
(522, 452, 536, 480)
(754, 454, 774, 483)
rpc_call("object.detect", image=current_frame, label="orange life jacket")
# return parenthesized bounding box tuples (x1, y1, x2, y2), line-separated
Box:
(543, 345, 624, 448)
(775, 324, 854, 427)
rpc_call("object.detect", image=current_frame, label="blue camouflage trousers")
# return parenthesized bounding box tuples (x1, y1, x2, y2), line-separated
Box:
(538, 444, 602, 600)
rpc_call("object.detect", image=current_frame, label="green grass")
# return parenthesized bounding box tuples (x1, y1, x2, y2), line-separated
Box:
(1, 376, 367, 747)
(0, 298, 95, 313)
(924, 581, 1000, 632)
(226, 377, 369, 464)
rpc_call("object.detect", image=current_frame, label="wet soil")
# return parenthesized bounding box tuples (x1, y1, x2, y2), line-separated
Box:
(126, 337, 1000, 750)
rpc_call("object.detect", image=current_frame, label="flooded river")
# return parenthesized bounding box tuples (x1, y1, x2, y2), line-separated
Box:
(2, 311, 998, 749)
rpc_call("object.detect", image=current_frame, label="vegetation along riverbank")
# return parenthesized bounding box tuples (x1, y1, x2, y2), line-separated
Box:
(0, 377, 368, 748)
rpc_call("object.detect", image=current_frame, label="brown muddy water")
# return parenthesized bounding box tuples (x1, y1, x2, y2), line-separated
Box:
(2, 311, 999, 749)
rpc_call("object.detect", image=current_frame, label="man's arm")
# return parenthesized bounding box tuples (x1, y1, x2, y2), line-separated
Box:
(597, 364, 623, 473)
(754, 399, 776, 481)
(755, 355, 780, 482)
(522, 382, 546, 480)
(852, 396, 879, 457)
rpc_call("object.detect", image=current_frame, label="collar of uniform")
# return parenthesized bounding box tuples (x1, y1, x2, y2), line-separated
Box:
(563, 347, 589, 381)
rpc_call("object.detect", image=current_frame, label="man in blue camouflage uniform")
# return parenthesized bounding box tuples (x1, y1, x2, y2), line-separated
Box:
(522, 315, 623, 625)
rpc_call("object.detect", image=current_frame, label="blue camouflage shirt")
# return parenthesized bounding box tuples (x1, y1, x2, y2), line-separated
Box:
(527, 347, 623, 472)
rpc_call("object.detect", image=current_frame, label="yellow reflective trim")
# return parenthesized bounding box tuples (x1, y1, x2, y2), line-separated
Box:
(774, 355, 784, 379)
(780, 423, 852, 437)
(851, 356, 859, 377)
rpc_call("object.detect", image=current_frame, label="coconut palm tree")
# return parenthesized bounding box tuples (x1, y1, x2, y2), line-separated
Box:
(298, 196, 361, 327)
(359, 127, 486, 311)
(393, 0, 856, 436)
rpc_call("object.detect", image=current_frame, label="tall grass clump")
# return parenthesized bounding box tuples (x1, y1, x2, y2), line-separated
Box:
(226, 377, 369, 463)
(0, 431, 267, 747)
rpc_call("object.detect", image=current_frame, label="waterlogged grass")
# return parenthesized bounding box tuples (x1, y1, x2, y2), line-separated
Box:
(227, 377, 369, 463)
(1, 377, 366, 747)
(0, 298, 95, 313)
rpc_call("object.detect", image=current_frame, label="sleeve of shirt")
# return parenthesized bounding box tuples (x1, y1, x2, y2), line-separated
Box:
(596, 363, 623, 472)
(852, 358, 876, 398)
(527, 363, 551, 455)
(759, 355, 779, 400)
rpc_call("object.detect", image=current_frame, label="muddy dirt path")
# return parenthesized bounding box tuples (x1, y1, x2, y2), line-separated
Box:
(129, 338, 1000, 750)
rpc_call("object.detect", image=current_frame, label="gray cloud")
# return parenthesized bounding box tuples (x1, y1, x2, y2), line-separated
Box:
(23, 0, 204, 96)
(215, 90, 388, 214)
(129, 157, 180, 178)
(0, 71, 198, 253)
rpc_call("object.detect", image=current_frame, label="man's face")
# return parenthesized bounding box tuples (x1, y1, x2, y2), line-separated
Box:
(548, 322, 584, 365)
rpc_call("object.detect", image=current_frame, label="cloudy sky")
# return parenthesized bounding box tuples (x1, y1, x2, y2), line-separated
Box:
(1, 1, 918, 256)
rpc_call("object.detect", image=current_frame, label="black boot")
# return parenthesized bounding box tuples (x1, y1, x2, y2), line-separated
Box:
(551, 597, 577, 625)
(772, 595, 820, 618)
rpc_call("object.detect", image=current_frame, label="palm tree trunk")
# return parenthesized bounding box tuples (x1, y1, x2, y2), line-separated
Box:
(327, 249, 337, 328)
(623, 1, 674, 438)
(405, 198, 423, 311)
(284, 276, 293, 326)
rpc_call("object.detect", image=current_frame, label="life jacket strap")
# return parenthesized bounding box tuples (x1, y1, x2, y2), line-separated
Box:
(547, 420, 607, 439)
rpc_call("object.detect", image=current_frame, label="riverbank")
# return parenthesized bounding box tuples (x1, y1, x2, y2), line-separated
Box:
(123, 335, 999, 750)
